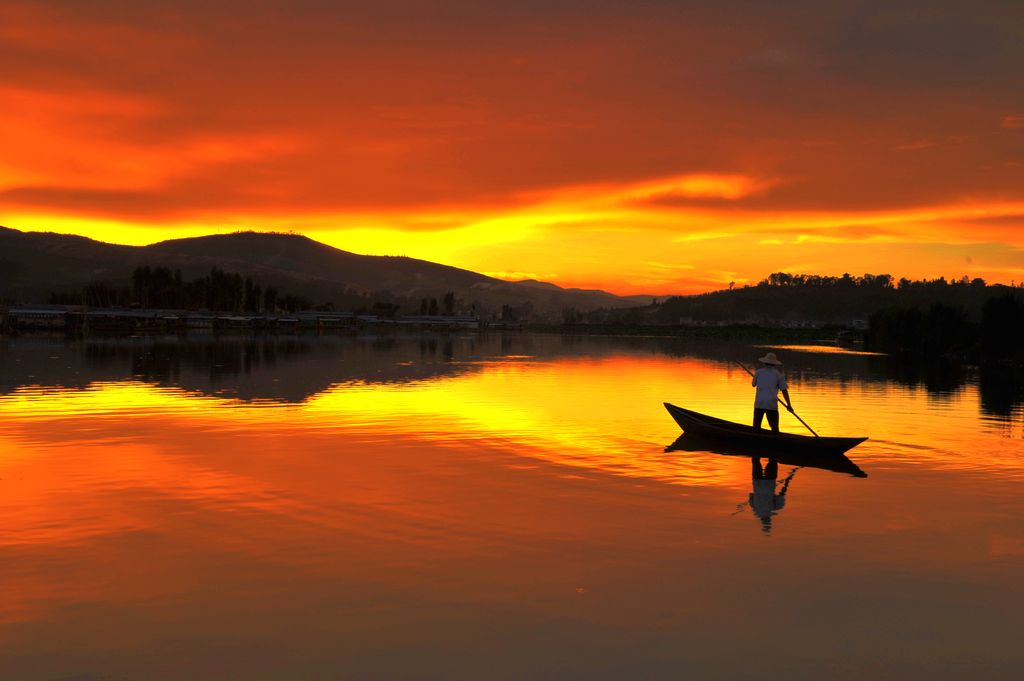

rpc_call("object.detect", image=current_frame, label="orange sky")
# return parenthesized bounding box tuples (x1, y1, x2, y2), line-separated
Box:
(1, 0, 1022, 294)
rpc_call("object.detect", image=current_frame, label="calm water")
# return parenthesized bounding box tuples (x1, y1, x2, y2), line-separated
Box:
(1, 333, 1022, 680)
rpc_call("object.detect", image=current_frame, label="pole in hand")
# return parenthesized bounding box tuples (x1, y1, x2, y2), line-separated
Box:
(734, 359, 819, 438)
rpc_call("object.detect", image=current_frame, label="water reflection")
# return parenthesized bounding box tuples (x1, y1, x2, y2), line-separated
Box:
(742, 458, 798, 535)
(1, 335, 493, 402)
(978, 363, 1024, 420)
(664, 433, 866, 535)
(665, 434, 868, 477)
(2, 334, 1024, 679)
(2, 333, 1020, 426)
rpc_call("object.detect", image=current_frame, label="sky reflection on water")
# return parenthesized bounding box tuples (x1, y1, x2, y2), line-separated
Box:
(1, 334, 1022, 680)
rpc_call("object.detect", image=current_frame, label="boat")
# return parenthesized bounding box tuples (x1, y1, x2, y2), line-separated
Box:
(663, 403, 867, 457)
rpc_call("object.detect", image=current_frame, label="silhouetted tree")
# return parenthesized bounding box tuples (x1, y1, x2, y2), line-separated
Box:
(263, 286, 278, 312)
(372, 302, 400, 319)
(280, 294, 310, 313)
(981, 292, 1024, 361)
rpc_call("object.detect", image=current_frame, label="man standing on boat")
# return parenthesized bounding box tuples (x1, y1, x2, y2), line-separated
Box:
(751, 352, 792, 433)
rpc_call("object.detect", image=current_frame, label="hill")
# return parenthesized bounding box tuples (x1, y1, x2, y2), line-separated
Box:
(0, 226, 639, 319)
(589, 273, 1019, 327)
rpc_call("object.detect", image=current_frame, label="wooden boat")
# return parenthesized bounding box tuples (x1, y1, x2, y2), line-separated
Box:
(664, 403, 867, 457)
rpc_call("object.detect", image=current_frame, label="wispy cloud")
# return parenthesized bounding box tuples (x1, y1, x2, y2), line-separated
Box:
(1001, 114, 1024, 130)
(482, 271, 556, 281)
(0, 86, 305, 197)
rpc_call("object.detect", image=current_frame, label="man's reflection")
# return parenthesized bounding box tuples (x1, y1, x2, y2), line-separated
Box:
(744, 457, 797, 535)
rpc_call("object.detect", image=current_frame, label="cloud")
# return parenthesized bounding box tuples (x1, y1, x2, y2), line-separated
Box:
(821, 1, 1023, 89)
(0, 0, 1022, 292)
(894, 140, 941, 151)
(0, 2, 195, 56)
(671, 232, 735, 243)
(623, 174, 779, 203)
(643, 261, 695, 270)
(1002, 114, 1024, 129)
(0, 0, 1016, 219)
(0, 85, 305, 201)
(740, 46, 803, 69)
(482, 271, 556, 281)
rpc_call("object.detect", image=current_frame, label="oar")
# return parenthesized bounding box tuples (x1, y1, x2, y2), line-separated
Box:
(733, 360, 820, 438)
(786, 408, 819, 437)
(779, 466, 801, 494)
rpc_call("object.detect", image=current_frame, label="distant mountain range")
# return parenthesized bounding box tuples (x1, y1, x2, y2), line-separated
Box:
(0, 226, 650, 318)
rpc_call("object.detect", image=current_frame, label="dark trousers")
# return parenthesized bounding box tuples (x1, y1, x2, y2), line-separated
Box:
(752, 456, 778, 480)
(753, 408, 779, 432)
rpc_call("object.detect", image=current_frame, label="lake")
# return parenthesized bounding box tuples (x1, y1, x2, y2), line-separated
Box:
(1, 333, 1022, 680)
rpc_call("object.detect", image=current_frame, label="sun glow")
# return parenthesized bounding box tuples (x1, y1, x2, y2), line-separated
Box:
(1, 2, 1021, 294)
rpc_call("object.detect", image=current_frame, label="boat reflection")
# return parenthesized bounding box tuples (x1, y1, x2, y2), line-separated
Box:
(664, 432, 868, 478)
(665, 434, 866, 535)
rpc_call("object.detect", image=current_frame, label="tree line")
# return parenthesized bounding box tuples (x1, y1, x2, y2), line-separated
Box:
(48, 267, 485, 319)
(757, 272, 989, 290)
(50, 266, 313, 313)
(625, 272, 1019, 326)
(418, 292, 457, 316)
(866, 292, 1024, 363)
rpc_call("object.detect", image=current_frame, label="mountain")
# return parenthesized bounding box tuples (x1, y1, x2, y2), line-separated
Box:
(0, 226, 640, 318)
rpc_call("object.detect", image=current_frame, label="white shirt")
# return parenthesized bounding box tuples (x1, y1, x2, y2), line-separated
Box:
(749, 479, 787, 518)
(752, 366, 787, 410)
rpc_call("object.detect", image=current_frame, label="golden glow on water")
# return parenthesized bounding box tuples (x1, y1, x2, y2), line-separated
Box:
(755, 344, 888, 357)
(1, 338, 1023, 678)
(2, 353, 1021, 490)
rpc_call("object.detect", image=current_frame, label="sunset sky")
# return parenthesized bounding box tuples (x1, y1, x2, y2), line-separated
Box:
(1, 0, 1022, 294)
